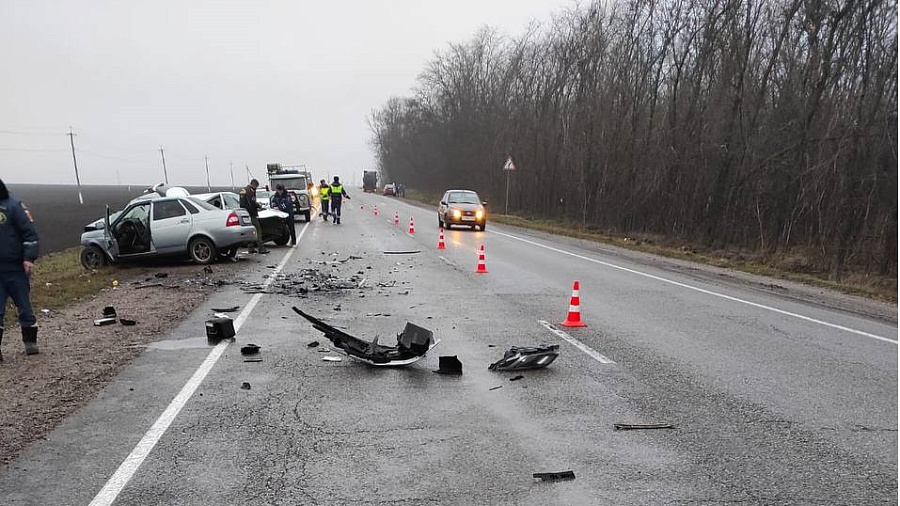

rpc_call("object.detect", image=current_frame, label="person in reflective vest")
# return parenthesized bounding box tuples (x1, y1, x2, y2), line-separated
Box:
(329, 176, 350, 224)
(319, 179, 331, 220)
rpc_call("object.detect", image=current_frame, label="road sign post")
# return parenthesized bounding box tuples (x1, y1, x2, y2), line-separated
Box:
(503, 156, 516, 215)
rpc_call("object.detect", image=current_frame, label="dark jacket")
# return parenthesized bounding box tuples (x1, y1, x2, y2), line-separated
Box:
(0, 192, 39, 268)
(239, 185, 261, 218)
(271, 192, 294, 216)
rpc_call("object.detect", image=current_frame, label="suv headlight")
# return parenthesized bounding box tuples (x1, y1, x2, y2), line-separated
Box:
(475, 210, 484, 219)
(452, 209, 462, 218)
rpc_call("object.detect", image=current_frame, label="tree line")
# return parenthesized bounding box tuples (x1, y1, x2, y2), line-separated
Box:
(369, 0, 897, 278)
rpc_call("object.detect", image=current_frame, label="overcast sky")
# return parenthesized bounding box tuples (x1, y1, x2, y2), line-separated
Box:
(0, 0, 572, 186)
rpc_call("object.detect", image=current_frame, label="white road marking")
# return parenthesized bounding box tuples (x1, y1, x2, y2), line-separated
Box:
(538, 320, 615, 364)
(492, 230, 897, 345)
(88, 223, 309, 506)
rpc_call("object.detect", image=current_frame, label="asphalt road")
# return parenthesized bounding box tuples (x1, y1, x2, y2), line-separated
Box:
(1, 192, 896, 505)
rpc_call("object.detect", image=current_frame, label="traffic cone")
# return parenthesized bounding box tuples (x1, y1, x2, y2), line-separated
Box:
(374, 204, 379, 217)
(559, 280, 587, 327)
(437, 228, 446, 249)
(408, 217, 415, 234)
(475, 245, 488, 273)
(394, 211, 399, 226)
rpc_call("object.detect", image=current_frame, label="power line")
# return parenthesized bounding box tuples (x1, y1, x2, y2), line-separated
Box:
(0, 147, 68, 152)
(0, 129, 64, 136)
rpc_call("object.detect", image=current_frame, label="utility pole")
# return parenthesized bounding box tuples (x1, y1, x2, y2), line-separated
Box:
(246, 165, 253, 183)
(204, 155, 211, 192)
(158, 146, 169, 185)
(67, 127, 84, 204)
(229, 160, 235, 190)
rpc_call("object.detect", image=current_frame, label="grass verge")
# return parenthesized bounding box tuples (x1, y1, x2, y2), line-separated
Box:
(401, 191, 897, 303)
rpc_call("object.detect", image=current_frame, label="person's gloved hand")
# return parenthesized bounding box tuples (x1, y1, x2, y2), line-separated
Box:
(23, 261, 34, 276)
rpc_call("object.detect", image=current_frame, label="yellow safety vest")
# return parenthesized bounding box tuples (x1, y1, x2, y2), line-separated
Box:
(330, 184, 343, 196)
(320, 186, 330, 200)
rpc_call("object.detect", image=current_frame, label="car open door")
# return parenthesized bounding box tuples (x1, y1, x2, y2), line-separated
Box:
(150, 199, 192, 252)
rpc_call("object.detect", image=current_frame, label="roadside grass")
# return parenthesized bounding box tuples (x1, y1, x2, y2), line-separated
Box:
(400, 191, 897, 303)
(4, 248, 119, 326)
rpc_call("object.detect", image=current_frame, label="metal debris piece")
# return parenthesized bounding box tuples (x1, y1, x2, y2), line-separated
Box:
(211, 306, 240, 313)
(307, 341, 320, 348)
(613, 423, 676, 431)
(203, 266, 213, 274)
(489, 385, 503, 391)
(533, 471, 575, 482)
(244, 358, 263, 363)
(154, 272, 169, 278)
(103, 306, 116, 318)
(119, 318, 137, 326)
(433, 356, 463, 375)
(382, 250, 421, 255)
(240, 382, 251, 390)
(293, 307, 440, 367)
(489, 344, 559, 371)
(322, 356, 342, 362)
(135, 283, 164, 289)
(93, 317, 117, 326)
(509, 375, 524, 381)
(240, 344, 261, 356)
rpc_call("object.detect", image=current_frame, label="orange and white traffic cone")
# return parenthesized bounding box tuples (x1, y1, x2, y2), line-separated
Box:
(437, 228, 446, 249)
(374, 204, 379, 217)
(408, 217, 416, 234)
(559, 280, 587, 327)
(475, 245, 488, 273)
(394, 211, 399, 226)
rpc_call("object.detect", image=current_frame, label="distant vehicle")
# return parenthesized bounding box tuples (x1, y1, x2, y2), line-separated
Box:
(196, 191, 292, 246)
(438, 189, 487, 231)
(383, 183, 396, 196)
(255, 189, 272, 209)
(363, 170, 378, 192)
(267, 165, 312, 221)
(79, 193, 257, 269)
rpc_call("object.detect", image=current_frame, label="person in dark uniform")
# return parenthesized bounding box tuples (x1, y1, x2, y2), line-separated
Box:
(270, 184, 296, 246)
(0, 179, 39, 360)
(329, 176, 350, 224)
(239, 179, 269, 254)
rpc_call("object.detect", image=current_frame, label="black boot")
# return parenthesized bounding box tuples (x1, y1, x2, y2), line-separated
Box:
(22, 326, 38, 355)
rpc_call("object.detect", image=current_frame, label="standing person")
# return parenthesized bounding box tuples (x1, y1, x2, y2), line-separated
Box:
(318, 179, 331, 220)
(270, 184, 296, 246)
(0, 179, 39, 360)
(329, 176, 350, 224)
(239, 179, 269, 254)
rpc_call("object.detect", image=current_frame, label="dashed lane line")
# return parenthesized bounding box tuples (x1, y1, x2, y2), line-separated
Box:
(538, 320, 616, 364)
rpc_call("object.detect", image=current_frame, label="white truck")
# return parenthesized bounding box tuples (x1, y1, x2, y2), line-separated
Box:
(267, 164, 312, 221)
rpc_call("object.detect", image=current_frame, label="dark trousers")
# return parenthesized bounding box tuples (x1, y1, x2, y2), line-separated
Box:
(320, 199, 330, 217)
(331, 199, 342, 221)
(0, 268, 35, 327)
(286, 216, 297, 245)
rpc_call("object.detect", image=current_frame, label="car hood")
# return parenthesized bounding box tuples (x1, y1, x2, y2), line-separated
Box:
(259, 209, 289, 219)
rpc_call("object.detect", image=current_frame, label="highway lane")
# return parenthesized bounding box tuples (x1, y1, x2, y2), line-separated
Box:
(0, 192, 895, 505)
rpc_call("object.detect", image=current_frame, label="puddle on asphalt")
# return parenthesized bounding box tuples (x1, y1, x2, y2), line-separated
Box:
(143, 336, 221, 351)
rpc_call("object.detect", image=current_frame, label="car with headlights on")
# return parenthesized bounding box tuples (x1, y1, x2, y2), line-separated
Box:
(437, 189, 487, 231)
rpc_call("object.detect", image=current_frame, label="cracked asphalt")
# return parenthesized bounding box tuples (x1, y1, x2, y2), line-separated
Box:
(0, 192, 896, 505)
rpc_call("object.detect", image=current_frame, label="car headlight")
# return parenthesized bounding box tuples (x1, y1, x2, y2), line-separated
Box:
(475, 210, 484, 219)
(452, 209, 462, 218)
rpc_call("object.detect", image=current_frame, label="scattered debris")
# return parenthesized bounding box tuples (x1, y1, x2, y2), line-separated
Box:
(613, 423, 676, 431)
(322, 356, 342, 362)
(307, 341, 320, 348)
(240, 382, 251, 390)
(103, 306, 117, 318)
(243, 358, 263, 363)
(489, 344, 559, 371)
(40, 309, 51, 315)
(203, 266, 213, 274)
(533, 471, 576, 482)
(509, 375, 524, 381)
(206, 317, 236, 341)
(119, 318, 137, 326)
(211, 306, 240, 313)
(240, 344, 261, 356)
(382, 250, 421, 255)
(294, 307, 440, 367)
(489, 385, 503, 391)
(154, 272, 169, 278)
(93, 317, 117, 326)
(135, 282, 165, 289)
(433, 356, 463, 375)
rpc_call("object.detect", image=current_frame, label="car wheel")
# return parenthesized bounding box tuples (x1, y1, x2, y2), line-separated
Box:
(273, 233, 290, 246)
(218, 247, 238, 259)
(189, 237, 217, 265)
(303, 211, 311, 222)
(438, 215, 444, 228)
(80, 245, 107, 270)
(444, 214, 451, 229)
(479, 223, 487, 231)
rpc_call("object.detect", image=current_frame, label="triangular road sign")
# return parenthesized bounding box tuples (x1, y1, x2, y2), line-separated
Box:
(503, 156, 516, 171)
